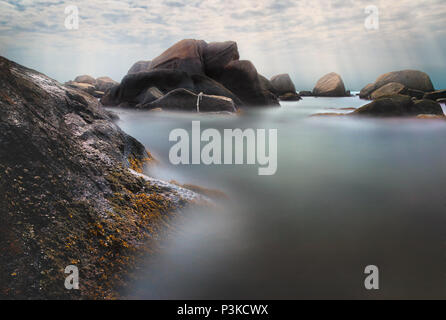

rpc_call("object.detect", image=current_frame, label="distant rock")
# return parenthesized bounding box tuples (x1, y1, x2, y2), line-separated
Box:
(352, 94, 444, 117)
(95, 76, 118, 92)
(149, 39, 207, 76)
(423, 89, 446, 101)
(360, 70, 435, 100)
(203, 41, 239, 77)
(312, 72, 347, 97)
(127, 60, 152, 74)
(140, 88, 236, 112)
(370, 82, 407, 100)
(270, 73, 296, 96)
(215, 60, 279, 107)
(65, 81, 96, 95)
(74, 74, 96, 85)
(258, 74, 278, 96)
(279, 92, 302, 101)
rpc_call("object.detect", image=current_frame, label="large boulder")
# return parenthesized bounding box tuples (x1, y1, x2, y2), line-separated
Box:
(95, 76, 118, 92)
(191, 74, 243, 107)
(74, 74, 96, 85)
(203, 41, 239, 77)
(0, 56, 198, 299)
(149, 39, 207, 76)
(215, 60, 279, 107)
(359, 83, 375, 99)
(423, 89, 446, 101)
(312, 72, 347, 97)
(352, 94, 444, 117)
(270, 74, 296, 95)
(127, 60, 152, 74)
(135, 87, 164, 107)
(370, 82, 407, 100)
(140, 88, 236, 112)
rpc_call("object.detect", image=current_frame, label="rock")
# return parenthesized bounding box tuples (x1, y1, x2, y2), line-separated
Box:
(203, 41, 239, 77)
(140, 88, 236, 112)
(416, 114, 446, 120)
(437, 98, 446, 104)
(135, 87, 164, 106)
(74, 74, 96, 85)
(0, 56, 198, 299)
(215, 60, 280, 107)
(373, 70, 434, 92)
(405, 88, 425, 100)
(352, 95, 444, 117)
(360, 70, 435, 99)
(65, 81, 97, 95)
(100, 69, 194, 106)
(127, 60, 152, 74)
(299, 91, 313, 96)
(279, 92, 302, 101)
(312, 72, 347, 97)
(359, 83, 376, 99)
(149, 39, 207, 76)
(95, 76, 118, 92)
(93, 91, 105, 98)
(258, 74, 277, 95)
(423, 89, 446, 101)
(191, 74, 243, 108)
(370, 82, 407, 100)
(270, 73, 296, 96)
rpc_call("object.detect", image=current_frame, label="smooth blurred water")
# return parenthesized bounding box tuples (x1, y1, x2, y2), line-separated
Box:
(108, 97, 446, 299)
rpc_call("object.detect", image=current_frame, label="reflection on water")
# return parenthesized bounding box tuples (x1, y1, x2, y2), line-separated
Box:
(108, 97, 446, 299)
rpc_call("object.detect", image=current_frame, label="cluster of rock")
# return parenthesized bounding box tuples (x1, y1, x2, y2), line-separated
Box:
(298, 72, 350, 97)
(100, 39, 300, 112)
(355, 70, 445, 117)
(65, 75, 118, 99)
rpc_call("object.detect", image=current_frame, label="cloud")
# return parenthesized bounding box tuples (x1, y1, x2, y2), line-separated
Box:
(0, 0, 445, 89)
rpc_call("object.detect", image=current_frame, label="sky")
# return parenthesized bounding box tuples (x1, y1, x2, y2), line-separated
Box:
(0, 0, 445, 90)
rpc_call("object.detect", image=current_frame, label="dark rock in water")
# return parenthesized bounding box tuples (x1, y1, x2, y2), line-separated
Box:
(127, 60, 152, 74)
(299, 90, 313, 97)
(312, 72, 347, 97)
(279, 92, 302, 101)
(0, 56, 195, 299)
(352, 94, 444, 117)
(405, 88, 425, 100)
(135, 86, 164, 106)
(149, 39, 207, 76)
(215, 60, 280, 107)
(101, 69, 194, 106)
(190, 74, 243, 108)
(74, 74, 96, 85)
(95, 76, 118, 92)
(423, 89, 446, 101)
(203, 41, 239, 77)
(258, 74, 277, 96)
(270, 73, 296, 96)
(370, 82, 407, 100)
(140, 88, 236, 112)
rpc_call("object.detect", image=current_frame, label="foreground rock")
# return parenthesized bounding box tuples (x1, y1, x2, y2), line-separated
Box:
(360, 70, 434, 99)
(352, 95, 444, 117)
(312, 72, 348, 97)
(0, 56, 198, 299)
(139, 88, 236, 112)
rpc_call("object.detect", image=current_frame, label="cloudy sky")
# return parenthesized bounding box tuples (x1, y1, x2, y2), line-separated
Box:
(0, 0, 445, 90)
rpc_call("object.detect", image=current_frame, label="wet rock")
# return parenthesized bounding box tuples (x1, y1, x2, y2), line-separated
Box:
(312, 72, 347, 97)
(352, 94, 444, 117)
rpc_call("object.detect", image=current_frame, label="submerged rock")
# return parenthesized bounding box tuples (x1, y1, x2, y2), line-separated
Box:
(352, 94, 444, 117)
(312, 72, 348, 97)
(0, 56, 196, 299)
